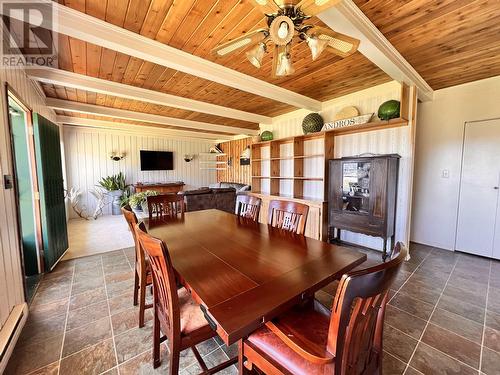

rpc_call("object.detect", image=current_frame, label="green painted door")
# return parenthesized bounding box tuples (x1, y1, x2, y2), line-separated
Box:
(9, 102, 38, 275)
(33, 113, 68, 270)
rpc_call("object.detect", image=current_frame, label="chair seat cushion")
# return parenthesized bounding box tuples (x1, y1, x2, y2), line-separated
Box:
(246, 303, 334, 375)
(178, 287, 211, 335)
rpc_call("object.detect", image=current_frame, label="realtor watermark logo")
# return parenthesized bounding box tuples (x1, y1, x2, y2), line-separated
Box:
(1, 0, 58, 68)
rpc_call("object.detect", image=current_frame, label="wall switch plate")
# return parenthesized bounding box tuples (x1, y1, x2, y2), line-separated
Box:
(442, 169, 450, 178)
(3, 174, 13, 189)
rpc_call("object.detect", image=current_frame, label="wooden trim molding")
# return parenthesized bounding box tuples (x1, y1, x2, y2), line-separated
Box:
(8, 3, 322, 111)
(46, 99, 258, 136)
(57, 116, 229, 141)
(27, 68, 272, 125)
(319, 1, 434, 102)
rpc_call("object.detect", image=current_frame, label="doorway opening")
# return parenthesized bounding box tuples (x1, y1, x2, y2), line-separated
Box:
(7, 90, 43, 302)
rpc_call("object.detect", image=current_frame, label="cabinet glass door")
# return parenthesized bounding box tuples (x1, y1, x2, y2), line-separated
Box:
(342, 161, 371, 213)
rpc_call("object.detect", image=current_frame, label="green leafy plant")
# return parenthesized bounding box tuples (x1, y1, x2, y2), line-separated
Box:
(119, 186, 132, 207)
(129, 190, 159, 209)
(98, 172, 128, 192)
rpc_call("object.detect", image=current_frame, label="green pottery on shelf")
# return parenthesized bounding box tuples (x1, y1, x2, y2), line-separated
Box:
(302, 113, 324, 134)
(377, 100, 400, 121)
(260, 130, 274, 141)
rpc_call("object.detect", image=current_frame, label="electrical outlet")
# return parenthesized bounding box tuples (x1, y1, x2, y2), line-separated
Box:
(442, 169, 450, 178)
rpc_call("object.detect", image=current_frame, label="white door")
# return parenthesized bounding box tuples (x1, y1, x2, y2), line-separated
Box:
(456, 119, 500, 259)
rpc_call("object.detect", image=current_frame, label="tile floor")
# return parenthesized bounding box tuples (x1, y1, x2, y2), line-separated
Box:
(6, 247, 237, 375)
(6, 243, 500, 375)
(317, 243, 500, 375)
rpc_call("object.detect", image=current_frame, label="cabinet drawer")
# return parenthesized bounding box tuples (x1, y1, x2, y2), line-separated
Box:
(330, 211, 385, 237)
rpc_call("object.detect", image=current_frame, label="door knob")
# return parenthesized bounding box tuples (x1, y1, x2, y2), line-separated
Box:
(494, 187, 499, 190)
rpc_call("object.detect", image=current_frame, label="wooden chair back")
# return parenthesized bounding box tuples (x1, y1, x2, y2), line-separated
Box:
(235, 195, 261, 221)
(147, 194, 185, 220)
(268, 200, 309, 235)
(328, 242, 407, 374)
(121, 206, 147, 273)
(135, 222, 180, 338)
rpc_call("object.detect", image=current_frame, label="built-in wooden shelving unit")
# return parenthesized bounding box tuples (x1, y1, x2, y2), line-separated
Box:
(251, 131, 334, 200)
(249, 83, 411, 241)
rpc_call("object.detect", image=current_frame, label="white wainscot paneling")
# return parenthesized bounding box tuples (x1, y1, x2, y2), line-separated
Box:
(64, 127, 217, 218)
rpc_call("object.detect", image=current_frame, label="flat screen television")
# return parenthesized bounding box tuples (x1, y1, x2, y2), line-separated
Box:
(140, 150, 173, 171)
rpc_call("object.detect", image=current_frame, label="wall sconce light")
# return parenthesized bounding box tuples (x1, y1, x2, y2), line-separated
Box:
(109, 152, 126, 161)
(184, 154, 195, 162)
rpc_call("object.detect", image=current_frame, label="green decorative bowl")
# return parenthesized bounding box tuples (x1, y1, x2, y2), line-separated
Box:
(302, 113, 324, 134)
(260, 130, 274, 141)
(378, 100, 401, 121)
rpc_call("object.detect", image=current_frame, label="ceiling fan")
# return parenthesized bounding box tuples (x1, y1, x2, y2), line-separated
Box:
(212, 0, 360, 77)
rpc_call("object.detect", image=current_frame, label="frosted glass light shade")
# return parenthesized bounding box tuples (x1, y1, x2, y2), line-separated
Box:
(306, 35, 329, 60)
(246, 43, 266, 68)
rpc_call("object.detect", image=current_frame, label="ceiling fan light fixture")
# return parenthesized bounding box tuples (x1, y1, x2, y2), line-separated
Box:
(276, 50, 295, 76)
(277, 21, 289, 39)
(246, 42, 267, 68)
(305, 34, 329, 60)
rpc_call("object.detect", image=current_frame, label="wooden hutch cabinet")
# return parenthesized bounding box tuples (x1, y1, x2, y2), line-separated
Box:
(328, 154, 400, 258)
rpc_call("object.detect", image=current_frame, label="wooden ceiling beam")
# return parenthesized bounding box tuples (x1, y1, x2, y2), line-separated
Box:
(57, 116, 230, 142)
(28, 67, 271, 124)
(318, 0, 434, 102)
(13, 2, 322, 111)
(46, 98, 258, 136)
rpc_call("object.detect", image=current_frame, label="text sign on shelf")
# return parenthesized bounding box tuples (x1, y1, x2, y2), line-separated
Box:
(322, 113, 373, 131)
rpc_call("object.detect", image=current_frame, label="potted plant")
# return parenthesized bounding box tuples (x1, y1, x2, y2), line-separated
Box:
(129, 190, 159, 212)
(97, 172, 129, 215)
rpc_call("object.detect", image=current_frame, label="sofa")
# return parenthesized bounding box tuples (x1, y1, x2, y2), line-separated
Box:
(182, 182, 251, 214)
(209, 182, 251, 193)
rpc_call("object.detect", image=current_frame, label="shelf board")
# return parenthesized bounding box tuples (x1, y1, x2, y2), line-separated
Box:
(252, 154, 325, 162)
(251, 118, 409, 146)
(199, 152, 226, 156)
(252, 176, 323, 181)
(250, 192, 326, 205)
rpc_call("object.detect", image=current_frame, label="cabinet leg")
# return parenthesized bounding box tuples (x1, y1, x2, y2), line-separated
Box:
(382, 239, 388, 261)
(337, 228, 341, 243)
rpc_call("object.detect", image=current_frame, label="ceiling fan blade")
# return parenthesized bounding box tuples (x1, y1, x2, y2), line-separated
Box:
(250, 0, 281, 15)
(308, 27, 359, 58)
(212, 29, 268, 58)
(295, 0, 341, 16)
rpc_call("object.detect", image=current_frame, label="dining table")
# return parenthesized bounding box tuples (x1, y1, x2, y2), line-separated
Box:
(143, 209, 367, 346)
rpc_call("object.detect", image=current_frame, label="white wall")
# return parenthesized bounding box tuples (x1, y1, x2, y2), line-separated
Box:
(260, 81, 415, 251)
(412, 76, 500, 250)
(63, 126, 217, 218)
(0, 67, 57, 371)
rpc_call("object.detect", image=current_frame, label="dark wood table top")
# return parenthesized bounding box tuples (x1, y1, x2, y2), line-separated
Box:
(144, 209, 366, 345)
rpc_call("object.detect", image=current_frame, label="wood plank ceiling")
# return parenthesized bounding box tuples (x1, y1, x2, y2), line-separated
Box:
(46, 0, 500, 136)
(353, 0, 500, 89)
(45, 0, 390, 135)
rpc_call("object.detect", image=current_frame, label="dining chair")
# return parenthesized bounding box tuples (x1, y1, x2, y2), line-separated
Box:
(121, 206, 152, 328)
(147, 193, 185, 220)
(135, 222, 237, 374)
(235, 195, 261, 221)
(239, 242, 408, 375)
(268, 200, 309, 235)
